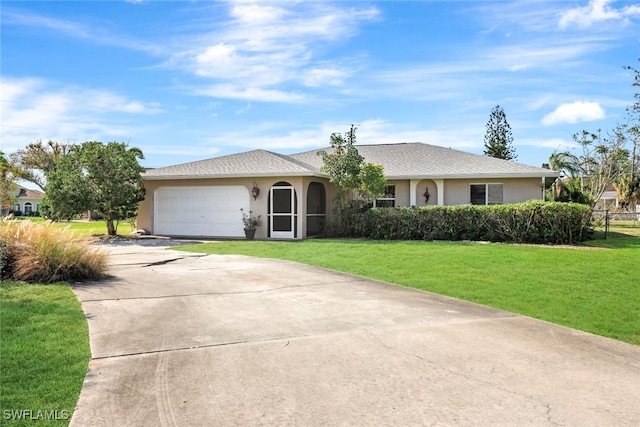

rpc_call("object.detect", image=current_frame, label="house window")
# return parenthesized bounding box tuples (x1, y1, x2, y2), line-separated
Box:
(24, 203, 33, 214)
(470, 184, 503, 205)
(374, 185, 396, 208)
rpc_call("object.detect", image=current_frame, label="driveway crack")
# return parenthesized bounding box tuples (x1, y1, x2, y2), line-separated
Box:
(80, 281, 345, 302)
(142, 255, 208, 267)
(91, 335, 299, 361)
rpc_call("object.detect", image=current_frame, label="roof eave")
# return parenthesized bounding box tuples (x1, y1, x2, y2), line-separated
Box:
(143, 171, 325, 181)
(384, 172, 560, 180)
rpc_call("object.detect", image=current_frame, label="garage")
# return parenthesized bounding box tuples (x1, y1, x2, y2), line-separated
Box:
(154, 186, 250, 237)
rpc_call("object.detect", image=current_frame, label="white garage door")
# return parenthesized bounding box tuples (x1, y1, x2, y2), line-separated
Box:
(154, 186, 250, 237)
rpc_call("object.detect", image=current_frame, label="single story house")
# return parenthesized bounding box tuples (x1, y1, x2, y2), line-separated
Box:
(8, 187, 45, 216)
(138, 142, 559, 239)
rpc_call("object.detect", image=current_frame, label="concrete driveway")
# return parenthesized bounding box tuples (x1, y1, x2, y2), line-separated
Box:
(70, 240, 640, 426)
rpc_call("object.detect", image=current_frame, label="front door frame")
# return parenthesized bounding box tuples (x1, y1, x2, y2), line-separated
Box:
(270, 185, 295, 239)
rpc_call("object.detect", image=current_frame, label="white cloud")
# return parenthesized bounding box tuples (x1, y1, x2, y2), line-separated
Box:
(302, 67, 348, 87)
(471, 2, 568, 33)
(198, 119, 485, 154)
(559, 0, 640, 29)
(83, 90, 164, 114)
(194, 84, 304, 103)
(0, 77, 164, 153)
(483, 39, 609, 72)
(2, 6, 163, 54)
(542, 101, 605, 125)
(169, 2, 379, 102)
(230, 3, 286, 24)
(518, 137, 579, 150)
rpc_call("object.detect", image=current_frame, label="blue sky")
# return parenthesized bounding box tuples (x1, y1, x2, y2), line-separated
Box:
(2, 0, 639, 174)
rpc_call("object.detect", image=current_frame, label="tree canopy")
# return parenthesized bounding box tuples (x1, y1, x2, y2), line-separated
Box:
(9, 140, 73, 191)
(319, 125, 386, 216)
(45, 141, 146, 235)
(0, 151, 18, 216)
(483, 104, 517, 161)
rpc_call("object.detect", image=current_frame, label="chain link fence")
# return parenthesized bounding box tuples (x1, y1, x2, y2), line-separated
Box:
(591, 206, 640, 238)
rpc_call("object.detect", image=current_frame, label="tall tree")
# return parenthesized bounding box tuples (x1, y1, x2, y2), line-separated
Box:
(9, 140, 73, 191)
(45, 141, 146, 235)
(573, 127, 630, 204)
(548, 150, 582, 200)
(621, 60, 640, 206)
(319, 125, 386, 216)
(549, 150, 580, 178)
(0, 151, 18, 216)
(483, 104, 517, 161)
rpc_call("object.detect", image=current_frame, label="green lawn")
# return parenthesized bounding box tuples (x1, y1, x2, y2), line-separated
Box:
(6, 218, 133, 237)
(175, 234, 640, 346)
(0, 281, 90, 426)
(0, 220, 636, 426)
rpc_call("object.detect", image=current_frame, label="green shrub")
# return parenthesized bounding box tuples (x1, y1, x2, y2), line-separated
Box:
(0, 221, 109, 283)
(336, 201, 591, 244)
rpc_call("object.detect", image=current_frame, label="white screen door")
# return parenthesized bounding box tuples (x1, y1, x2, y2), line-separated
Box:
(270, 186, 295, 238)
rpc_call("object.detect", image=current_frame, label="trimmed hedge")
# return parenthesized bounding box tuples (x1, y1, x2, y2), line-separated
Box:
(340, 201, 592, 244)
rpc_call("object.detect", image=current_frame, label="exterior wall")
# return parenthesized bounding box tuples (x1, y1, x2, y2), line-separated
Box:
(443, 178, 543, 205)
(376, 177, 543, 208)
(387, 180, 410, 207)
(413, 179, 438, 207)
(13, 198, 42, 214)
(139, 175, 546, 238)
(139, 177, 308, 239)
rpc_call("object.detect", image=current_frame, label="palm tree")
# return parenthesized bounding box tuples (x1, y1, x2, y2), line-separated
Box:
(549, 151, 581, 199)
(549, 150, 580, 178)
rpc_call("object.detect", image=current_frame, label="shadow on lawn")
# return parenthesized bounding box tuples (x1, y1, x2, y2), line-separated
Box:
(584, 234, 640, 249)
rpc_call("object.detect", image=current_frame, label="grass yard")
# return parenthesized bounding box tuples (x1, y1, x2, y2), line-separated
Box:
(0, 281, 90, 426)
(176, 234, 640, 346)
(4, 218, 133, 237)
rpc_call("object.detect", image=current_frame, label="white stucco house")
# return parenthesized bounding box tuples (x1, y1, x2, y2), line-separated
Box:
(9, 187, 45, 216)
(138, 142, 559, 239)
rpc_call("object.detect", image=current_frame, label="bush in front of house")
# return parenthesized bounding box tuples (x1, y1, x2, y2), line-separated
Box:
(0, 221, 109, 283)
(338, 201, 592, 244)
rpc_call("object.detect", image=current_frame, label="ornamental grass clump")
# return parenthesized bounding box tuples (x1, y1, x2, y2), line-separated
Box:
(0, 221, 108, 283)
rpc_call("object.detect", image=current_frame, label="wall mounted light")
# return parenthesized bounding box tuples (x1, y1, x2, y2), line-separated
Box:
(423, 187, 430, 204)
(251, 182, 260, 200)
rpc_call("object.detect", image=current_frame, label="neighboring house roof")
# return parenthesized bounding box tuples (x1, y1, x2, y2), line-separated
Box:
(16, 187, 45, 200)
(144, 142, 559, 181)
(600, 190, 618, 200)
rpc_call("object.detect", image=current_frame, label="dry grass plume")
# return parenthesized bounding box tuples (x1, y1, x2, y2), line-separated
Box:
(0, 221, 108, 283)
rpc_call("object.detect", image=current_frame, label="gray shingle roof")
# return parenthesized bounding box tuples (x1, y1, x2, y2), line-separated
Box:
(290, 143, 559, 179)
(144, 143, 558, 180)
(144, 149, 320, 179)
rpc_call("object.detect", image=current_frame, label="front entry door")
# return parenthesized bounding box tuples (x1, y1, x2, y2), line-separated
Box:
(270, 186, 295, 239)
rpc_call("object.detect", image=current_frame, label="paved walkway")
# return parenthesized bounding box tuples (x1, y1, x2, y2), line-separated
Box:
(70, 240, 640, 426)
